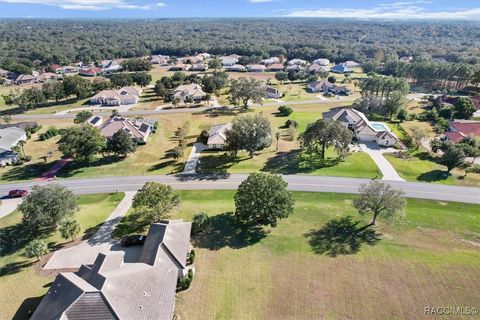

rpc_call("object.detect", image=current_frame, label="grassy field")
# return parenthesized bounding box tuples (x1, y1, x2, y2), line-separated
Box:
(385, 150, 480, 187)
(172, 190, 480, 320)
(0, 192, 125, 320)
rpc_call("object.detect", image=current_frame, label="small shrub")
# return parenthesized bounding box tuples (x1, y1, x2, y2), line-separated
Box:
(278, 105, 293, 117)
(189, 249, 196, 264)
(178, 276, 192, 290)
(285, 119, 298, 128)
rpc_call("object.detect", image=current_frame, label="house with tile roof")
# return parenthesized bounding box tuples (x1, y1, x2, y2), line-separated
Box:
(207, 123, 232, 149)
(445, 120, 480, 143)
(31, 220, 192, 320)
(90, 87, 141, 106)
(323, 107, 399, 147)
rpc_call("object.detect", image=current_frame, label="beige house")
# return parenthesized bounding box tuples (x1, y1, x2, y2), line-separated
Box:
(173, 83, 206, 102)
(207, 123, 232, 149)
(90, 87, 141, 106)
(264, 85, 282, 99)
(93, 116, 155, 143)
(323, 108, 399, 147)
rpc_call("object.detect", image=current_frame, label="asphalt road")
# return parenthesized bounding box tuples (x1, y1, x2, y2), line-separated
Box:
(10, 98, 355, 120)
(0, 174, 478, 204)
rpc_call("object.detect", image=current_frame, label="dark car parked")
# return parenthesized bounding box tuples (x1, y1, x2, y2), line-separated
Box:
(8, 189, 28, 198)
(120, 235, 147, 247)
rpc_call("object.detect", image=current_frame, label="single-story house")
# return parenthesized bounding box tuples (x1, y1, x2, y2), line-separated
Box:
(79, 67, 103, 77)
(307, 80, 333, 93)
(247, 64, 265, 72)
(445, 120, 480, 143)
(261, 57, 280, 66)
(150, 55, 170, 65)
(101, 60, 122, 73)
(307, 64, 329, 74)
(264, 85, 282, 99)
(313, 58, 330, 66)
(221, 55, 239, 66)
(288, 59, 307, 66)
(227, 64, 246, 72)
(0, 127, 27, 151)
(330, 64, 353, 74)
(15, 74, 37, 85)
(191, 63, 208, 71)
(331, 85, 352, 95)
(266, 64, 285, 72)
(62, 66, 80, 74)
(344, 61, 360, 68)
(207, 123, 232, 149)
(399, 56, 414, 63)
(90, 87, 141, 106)
(48, 64, 63, 73)
(181, 56, 203, 64)
(169, 63, 191, 71)
(37, 72, 59, 82)
(0, 150, 20, 167)
(286, 64, 303, 72)
(0, 69, 11, 78)
(31, 220, 192, 320)
(96, 116, 156, 143)
(323, 107, 399, 147)
(197, 53, 211, 60)
(173, 83, 206, 102)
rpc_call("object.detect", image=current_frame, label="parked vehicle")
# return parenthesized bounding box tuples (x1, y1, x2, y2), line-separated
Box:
(8, 189, 28, 198)
(120, 235, 147, 247)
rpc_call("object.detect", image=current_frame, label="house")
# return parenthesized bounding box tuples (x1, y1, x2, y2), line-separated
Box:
(266, 64, 285, 72)
(307, 64, 329, 74)
(220, 55, 240, 66)
(330, 64, 353, 74)
(445, 120, 480, 143)
(96, 116, 156, 143)
(286, 64, 303, 72)
(37, 72, 59, 82)
(101, 60, 122, 73)
(344, 61, 360, 68)
(331, 85, 352, 95)
(260, 57, 280, 66)
(399, 56, 414, 63)
(247, 64, 265, 72)
(227, 64, 246, 72)
(62, 66, 80, 74)
(15, 74, 37, 85)
(313, 58, 330, 66)
(264, 85, 282, 99)
(173, 83, 206, 102)
(90, 87, 141, 106)
(79, 67, 103, 77)
(48, 64, 63, 73)
(323, 107, 399, 147)
(31, 220, 192, 320)
(288, 59, 307, 66)
(181, 56, 203, 64)
(150, 54, 170, 65)
(191, 63, 208, 71)
(0, 69, 11, 78)
(0, 127, 27, 166)
(307, 80, 333, 93)
(169, 63, 191, 71)
(197, 53, 211, 60)
(207, 123, 232, 149)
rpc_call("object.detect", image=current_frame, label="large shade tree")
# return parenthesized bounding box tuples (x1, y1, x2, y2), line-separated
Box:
(133, 182, 181, 222)
(301, 119, 353, 159)
(59, 125, 106, 162)
(229, 78, 264, 109)
(225, 113, 272, 158)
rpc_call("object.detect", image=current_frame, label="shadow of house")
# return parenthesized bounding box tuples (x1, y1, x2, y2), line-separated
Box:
(195, 152, 242, 174)
(262, 150, 342, 175)
(55, 155, 123, 178)
(192, 212, 267, 250)
(305, 216, 381, 257)
(12, 296, 44, 320)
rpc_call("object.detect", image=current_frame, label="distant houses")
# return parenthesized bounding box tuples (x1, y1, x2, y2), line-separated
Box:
(90, 87, 142, 106)
(260, 57, 280, 66)
(266, 64, 284, 72)
(323, 107, 399, 147)
(220, 54, 240, 66)
(307, 64, 329, 74)
(207, 123, 232, 149)
(173, 83, 207, 102)
(31, 220, 192, 320)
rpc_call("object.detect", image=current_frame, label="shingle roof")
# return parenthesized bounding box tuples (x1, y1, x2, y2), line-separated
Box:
(207, 123, 232, 145)
(0, 127, 26, 151)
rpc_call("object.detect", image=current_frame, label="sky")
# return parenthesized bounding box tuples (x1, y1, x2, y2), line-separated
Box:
(0, 0, 478, 20)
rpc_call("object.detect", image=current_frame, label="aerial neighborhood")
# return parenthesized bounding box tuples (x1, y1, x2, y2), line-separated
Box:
(0, 16, 479, 320)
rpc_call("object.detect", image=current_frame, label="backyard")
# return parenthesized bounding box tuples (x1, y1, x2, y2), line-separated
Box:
(169, 191, 480, 320)
(0, 192, 125, 320)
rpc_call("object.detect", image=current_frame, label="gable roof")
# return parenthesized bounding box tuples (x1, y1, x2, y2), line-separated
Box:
(450, 120, 480, 137)
(330, 64, 353, 73)
(207, 123, 232, 145)
(99, 117, 154, 140)
(173, 83, 206, 99)
(0, 127, 26, 150)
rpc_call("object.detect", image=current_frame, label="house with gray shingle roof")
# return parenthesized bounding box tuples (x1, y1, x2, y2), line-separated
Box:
(207, 123, 232, 149)
(95, 116, 156, 143)
(90, 87, 141, 106)
(31, 220, 192, 320)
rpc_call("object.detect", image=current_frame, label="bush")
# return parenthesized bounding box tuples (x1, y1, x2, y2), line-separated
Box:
(23, 155, 32, 162)
(189, 249, 196, 264)
(178, 276, 192, 290)
(285, 119, 298, 128)
(39, 126, 59, 141)
(198, 129, 209, 144)
(278, 105, 293, 116)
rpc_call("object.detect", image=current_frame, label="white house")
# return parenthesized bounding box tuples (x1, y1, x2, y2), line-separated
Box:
(0, 127, 27, 166)
(322, 107, 399, 147)
(264, 85, 282, 99)
(173, 83, 206, 102)
(207, 123, 232, 149)
(313, 58, 330, 66)
(90, 87, 141, 106)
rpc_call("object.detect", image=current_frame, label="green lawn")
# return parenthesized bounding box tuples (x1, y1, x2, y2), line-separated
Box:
(172, 191, 480, 320)
(385, 150, 480, 187)
(0, 192, 125, 320)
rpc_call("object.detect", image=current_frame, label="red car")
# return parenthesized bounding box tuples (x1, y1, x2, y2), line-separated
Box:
(8, 189, 28, 198)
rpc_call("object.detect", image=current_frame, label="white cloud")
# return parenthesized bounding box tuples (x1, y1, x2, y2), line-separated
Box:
(0, 0, 154, 10)
(249, 0, 275, 3)
(156, 2, 165, 6)
(284, 5, 480, 20)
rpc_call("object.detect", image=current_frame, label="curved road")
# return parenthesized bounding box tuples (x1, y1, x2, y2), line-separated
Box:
(0, 174, 478, 204)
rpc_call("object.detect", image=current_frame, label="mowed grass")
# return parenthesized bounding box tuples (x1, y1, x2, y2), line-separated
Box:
(0, 192, 124, 320)
(173, 191, 480, 320)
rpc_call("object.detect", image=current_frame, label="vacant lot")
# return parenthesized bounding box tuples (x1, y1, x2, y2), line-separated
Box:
(0, 192, 124, 320)
(173, 191, 480, 320)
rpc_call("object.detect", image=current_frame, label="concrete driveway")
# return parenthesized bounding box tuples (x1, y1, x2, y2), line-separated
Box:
(43, 191, 136, 269)
(0, 197, 22, 219)
(182, 143, 208, 174)
(360, 142, 405, 181)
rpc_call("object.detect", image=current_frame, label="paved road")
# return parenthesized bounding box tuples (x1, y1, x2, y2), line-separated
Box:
(10, 98, 355, 120)
(44, 191, 136, 269)
(0, 174, 478, 204)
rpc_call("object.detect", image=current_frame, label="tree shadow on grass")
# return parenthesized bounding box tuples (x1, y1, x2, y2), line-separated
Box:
(0, 221, 50, 257)
(111, 211, 150, 240)
(193, 212, 267, 250)
(192, 106, 250, 118)
(417, 170, 449, 182)
(56, 155, 123, 178)
(0, 260, 35, 276)
(1, 161, 57, 182)
(196, 153, 245, 174)
(262, 149, 341, 174)
(12, 295, 44, 320)
(305, 216, 381, 257)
